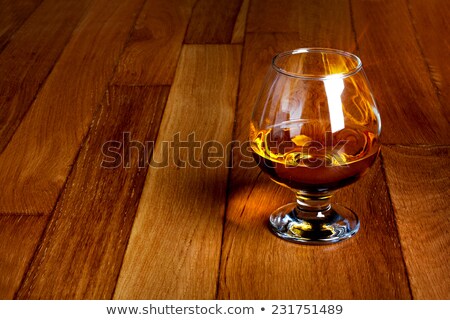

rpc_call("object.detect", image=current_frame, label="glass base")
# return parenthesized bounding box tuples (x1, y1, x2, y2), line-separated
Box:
(269, 202, 359, 244)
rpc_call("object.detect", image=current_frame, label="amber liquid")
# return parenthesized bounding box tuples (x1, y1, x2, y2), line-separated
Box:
(251, 127, 379, 192)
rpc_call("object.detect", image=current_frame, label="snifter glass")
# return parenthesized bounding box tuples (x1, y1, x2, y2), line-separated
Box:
(250, 48, 381, 244)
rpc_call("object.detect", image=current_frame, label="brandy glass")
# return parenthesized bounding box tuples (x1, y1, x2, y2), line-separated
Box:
(250, 48, 381, 244)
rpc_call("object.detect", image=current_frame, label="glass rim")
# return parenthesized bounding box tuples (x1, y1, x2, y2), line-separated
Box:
(272, 48, 363, 80)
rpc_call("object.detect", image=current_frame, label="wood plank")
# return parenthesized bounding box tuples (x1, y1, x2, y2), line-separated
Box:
(247, 0, 355, 39)
(0, 0, 92, 153)
(0, 215, 48, 299)
(382, 145, 450, 299)
(219, 159, 411, 299)
(111, 0, 196, 85)
(184, 0, 242, 44)
(0, 0, 43, 51)
(226, 33, 302, 224)
(16, 86, 169, 299)
(231, 0, 249, 44)
(228, 7, 356, 244)
(218, 30, 409, 298)
(297, 0, 355, 50)
(0, 0, 145, 215)
(407, 0, 450, 123)
(114, 45, 242, 299)
(351, 0, 449, 144)
(247, 0, 300, 33)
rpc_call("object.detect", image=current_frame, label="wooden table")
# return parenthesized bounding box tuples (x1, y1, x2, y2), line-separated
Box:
(0, 0, 448, 300)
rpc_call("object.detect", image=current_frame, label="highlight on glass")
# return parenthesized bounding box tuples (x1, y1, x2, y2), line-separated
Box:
(250, 48, 381, 244)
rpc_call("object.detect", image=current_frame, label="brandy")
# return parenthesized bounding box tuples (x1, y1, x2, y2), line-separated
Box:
(249, 48, 381, 243)
(251, 126, 380, 192)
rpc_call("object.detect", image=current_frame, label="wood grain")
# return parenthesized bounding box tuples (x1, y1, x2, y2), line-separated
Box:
(351, 0, 449, 144)
(0, 0, 42, 51)
(382, 146, 450, 299)
(0, 0, 91, 153)
(16, 86, 169, 299)
(111, 0, 196, 85)
(407, 0, 450, 124)
(247, 0, 355, 39)
(247, 0, 300, 33)
(184, 0, 242, 44)
(234, 0, 355, 171)
(218, 25, 409, 298)
(0, 0, 145, 215)
(0, 0, 448, 300)
(226, 33, 302, 224)
(227, 5, 356, 249)
(0, 215, 48, 299)
(231, 0, 249, 44)
(114, 45, 242, 299)
(219, 159, 411, 299)
(297, 0, 355, 50)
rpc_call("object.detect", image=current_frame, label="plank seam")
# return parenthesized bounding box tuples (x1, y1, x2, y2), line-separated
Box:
(404, 0, 442, 102)
(214, 34, 249, 298)
(109, 85, 171, 299)
(162, 0, 197, 84)
(379, 150, 414, 299)
(225, 0, 245, 44)
(231, 0, 249, 44)
(237, 170, 262, 220)
(14, 0, 149, 297)
(182, 0, 200, 44)
(101, 0, 149, 108)
(0, 0, 96, 155)
(70, 0, 150, 298)
(13, 82, 104, 297)
(348, 0, 360, 54)
(0, 0, 45, 53)
(13, 176, 75, 298)
(110, 49, 196, 297)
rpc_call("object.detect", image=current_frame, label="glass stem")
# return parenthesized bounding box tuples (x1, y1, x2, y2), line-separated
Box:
(295, 191, 332, 213)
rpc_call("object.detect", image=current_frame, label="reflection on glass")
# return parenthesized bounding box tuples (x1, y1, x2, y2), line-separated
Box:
(250, 48, 381, 244)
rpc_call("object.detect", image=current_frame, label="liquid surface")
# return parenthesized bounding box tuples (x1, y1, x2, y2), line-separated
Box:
(251, 127, 380, 192)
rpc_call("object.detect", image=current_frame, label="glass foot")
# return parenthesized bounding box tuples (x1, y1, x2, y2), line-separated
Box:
(269, 202, 359, 244)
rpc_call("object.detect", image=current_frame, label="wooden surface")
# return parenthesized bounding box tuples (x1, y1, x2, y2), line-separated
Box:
(0, 0, 448, 300)
(0, 0, 42, 51)
(0, 0, 145, 214)
(17, 86, 169, 299)
(114, 45, 241, 299)
(0, 0, 91, 153)
(382, 146, 450, 299)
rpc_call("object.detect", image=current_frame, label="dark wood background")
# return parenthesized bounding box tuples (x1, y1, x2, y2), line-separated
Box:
(0, 0, 448, 299)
